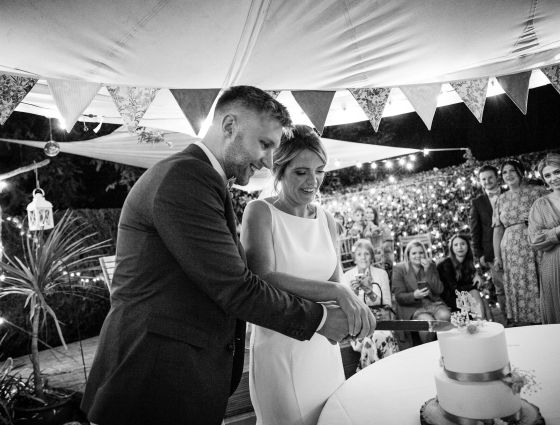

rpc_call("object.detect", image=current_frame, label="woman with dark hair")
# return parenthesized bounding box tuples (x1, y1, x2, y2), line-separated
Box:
(242, 124, 374, 425)
(528, 153, 560, 324)
(437, 234, 491, 320)
(493, 159, 548, 326)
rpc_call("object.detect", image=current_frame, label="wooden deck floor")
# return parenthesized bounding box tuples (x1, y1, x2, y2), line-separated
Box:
(3, 336, 359, 419)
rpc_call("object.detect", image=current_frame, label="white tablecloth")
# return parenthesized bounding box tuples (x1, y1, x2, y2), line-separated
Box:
(319, 324, 560, 425)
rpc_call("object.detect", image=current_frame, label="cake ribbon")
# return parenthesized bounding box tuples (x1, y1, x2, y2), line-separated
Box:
(444, 363, 511, 382)
(441, 406, 522, 425)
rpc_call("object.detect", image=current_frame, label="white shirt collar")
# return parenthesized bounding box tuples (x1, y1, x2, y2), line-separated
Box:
(194, 141, 230, 186)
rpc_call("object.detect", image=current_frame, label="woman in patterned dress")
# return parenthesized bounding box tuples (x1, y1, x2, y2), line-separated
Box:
(493, 159, 548, 326)
(528, 154, 560, 324)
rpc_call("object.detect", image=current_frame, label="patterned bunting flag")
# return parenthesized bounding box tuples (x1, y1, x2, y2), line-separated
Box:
(265, 90, 281, 99)
(0, 74, 38, 125)
(291, 90, 336, 134)
(400, 84, 442, 130)
(47, 79, 101, 132)
(495, 71, 531, 115)
(450, 78, 489, 123)
(348, 88, 391, 132)
(106, 86, 160, 134)
(541, 64, 560, 95)
(170, 89, 221, 135)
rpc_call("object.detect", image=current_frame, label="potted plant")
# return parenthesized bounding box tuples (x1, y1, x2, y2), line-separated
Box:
(0, 210, 110, 424)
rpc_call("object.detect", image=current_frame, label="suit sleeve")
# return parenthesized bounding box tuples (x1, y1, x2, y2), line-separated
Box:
(153, 160, 323, 340)
(470, 200, 484, 259)
(393, 265, 416, 305)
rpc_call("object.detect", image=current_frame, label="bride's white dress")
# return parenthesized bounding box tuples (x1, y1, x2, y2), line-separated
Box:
(249, 200, 345, 425)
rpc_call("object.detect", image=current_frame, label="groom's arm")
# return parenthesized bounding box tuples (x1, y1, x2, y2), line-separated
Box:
(154, 159, 323, 340)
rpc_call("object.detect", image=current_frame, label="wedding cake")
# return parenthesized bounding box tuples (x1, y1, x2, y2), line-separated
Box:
(435, 322, 521, 421)
(421, 292, 543, 425)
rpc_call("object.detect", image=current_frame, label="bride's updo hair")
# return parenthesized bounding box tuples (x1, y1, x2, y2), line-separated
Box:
(272, 124, 327, 192)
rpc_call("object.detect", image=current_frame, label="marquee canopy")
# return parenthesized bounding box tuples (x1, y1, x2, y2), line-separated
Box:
(2, 0, 560, 135)
(0, 128, 420, 192)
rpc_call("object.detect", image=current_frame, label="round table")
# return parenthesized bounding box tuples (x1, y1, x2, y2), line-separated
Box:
(318, 324, 560, 425)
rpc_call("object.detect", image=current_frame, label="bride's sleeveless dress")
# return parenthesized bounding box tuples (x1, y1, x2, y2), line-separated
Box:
(248, 200, 345, 425)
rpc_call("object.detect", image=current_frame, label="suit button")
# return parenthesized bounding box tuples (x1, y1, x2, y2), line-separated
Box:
(227, 344, 235, 352)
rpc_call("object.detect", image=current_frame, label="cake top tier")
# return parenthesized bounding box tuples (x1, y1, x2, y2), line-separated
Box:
(437, 322, 510, 375)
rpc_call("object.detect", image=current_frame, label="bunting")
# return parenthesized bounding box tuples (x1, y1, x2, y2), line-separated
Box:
(450, 78, 489, 123)
(541, 65, 560, 95)
(170, 89, 221, 135)
(400, 84, 441, 130)
(291, 90, 335, 134)
(47, 79, 101, 132)
(0, 74, 38, 125)
(265, 90, 281, 99)
(496, 71, 531, 114)
(348, 88, 391, 132)
(106, 86, 160, 134)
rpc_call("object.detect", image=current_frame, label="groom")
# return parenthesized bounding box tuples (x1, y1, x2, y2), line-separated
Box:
(81, 86, 373, 425)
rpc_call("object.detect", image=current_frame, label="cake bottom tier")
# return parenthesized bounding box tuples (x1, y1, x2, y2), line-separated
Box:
(435, 368, 521, 420)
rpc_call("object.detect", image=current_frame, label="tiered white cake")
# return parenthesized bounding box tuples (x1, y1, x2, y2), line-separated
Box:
(435, 322, 521, 421)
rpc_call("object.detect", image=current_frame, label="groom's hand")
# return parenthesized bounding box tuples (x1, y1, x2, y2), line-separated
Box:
(334, 284, 376, 340)
(317, 304, 376, 344)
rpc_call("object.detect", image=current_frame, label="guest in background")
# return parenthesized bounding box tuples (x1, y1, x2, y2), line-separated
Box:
(470, 165, 507, 317)
(493, 159, 548, 326)
(393, 240, 450, 344)
(365, 205, 394, 270)
(342, 239, 391, 306)
(350, 206, 375, 238)
(437, 234, 491, 320)
(529, 153, 560, 324)
(342, 239, 398, 370)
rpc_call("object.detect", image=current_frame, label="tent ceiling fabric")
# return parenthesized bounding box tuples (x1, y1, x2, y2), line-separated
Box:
(0, 129, 420, 192)
(2, 1, 560, 133)
(2, 1, 559, 89)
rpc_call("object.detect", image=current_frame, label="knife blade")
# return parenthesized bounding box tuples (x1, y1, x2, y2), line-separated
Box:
(374, 320, 456, 332)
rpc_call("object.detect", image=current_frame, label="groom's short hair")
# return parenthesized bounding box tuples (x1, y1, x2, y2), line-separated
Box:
(215, 86, 293, 133)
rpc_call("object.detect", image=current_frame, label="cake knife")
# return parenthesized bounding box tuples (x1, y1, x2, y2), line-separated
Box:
(374, 320, 456, 332)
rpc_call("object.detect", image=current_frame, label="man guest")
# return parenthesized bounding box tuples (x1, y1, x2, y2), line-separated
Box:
(81, 86, 374, 425)
(470, 165, 506, 318)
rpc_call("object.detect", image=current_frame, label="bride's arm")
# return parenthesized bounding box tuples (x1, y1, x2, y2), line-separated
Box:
(241, 200, 350, 303)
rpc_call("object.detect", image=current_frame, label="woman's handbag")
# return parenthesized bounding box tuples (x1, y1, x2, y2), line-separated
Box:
(367, 282, 397, 321)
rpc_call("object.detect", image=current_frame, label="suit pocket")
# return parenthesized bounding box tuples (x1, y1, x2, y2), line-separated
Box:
(146, 313, 210, 348)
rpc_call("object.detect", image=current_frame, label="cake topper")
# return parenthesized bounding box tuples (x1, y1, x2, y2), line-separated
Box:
(451, 290, 484, 332)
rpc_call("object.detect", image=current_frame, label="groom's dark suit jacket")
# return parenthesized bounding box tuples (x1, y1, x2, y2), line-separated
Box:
(470, 189, 503, 262)
(81, 144, 323, 425)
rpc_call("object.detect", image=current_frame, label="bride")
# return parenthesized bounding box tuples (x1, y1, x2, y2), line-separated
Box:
(241, 125, 375, 425)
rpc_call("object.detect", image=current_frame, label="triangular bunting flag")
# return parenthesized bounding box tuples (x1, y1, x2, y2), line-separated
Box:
(0, 74, 38, 125)
(291, 90, 335, 134)
(348, 88, 391, 132)
(400, 84, 441, 130)
(496, 71, 531, 114)
(541, 64, 560, 95)
(106, 86, 160, 134)
(265, 90, 281, 99)
(47, 79, 101, 132)
(450, 78, 489, 123)
(170, 89, 221, 135)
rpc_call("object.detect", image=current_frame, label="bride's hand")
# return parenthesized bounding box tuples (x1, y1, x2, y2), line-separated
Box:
(334, 284, 376, 339)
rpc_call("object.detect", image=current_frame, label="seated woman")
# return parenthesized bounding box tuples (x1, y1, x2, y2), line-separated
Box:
(437, 234, 491, 320)
(349, 206, 376, 238)
(393, 239, 451, 344)
(342, 239, 398, 370)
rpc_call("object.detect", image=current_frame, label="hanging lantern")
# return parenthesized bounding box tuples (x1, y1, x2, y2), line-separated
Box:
(27, 189, 54, 231)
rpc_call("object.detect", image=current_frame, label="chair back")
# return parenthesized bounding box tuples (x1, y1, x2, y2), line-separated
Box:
(99, 255, 116, 293)
(339, 235, 359, 272)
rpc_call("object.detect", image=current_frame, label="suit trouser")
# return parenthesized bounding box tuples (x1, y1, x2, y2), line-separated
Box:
(489, 263, 507, 316)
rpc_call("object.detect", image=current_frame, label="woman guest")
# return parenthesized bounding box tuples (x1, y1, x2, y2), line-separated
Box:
(241, 125, 375, 425)
(365, 205, 394, 270)
(393, 240, 451, 344)
(493, 159, 548, 326)
(342, 239, 398, 370)
(529, 153, 560, 324)
(350, 206, 376, 238)
(437, 234, 491, 320)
